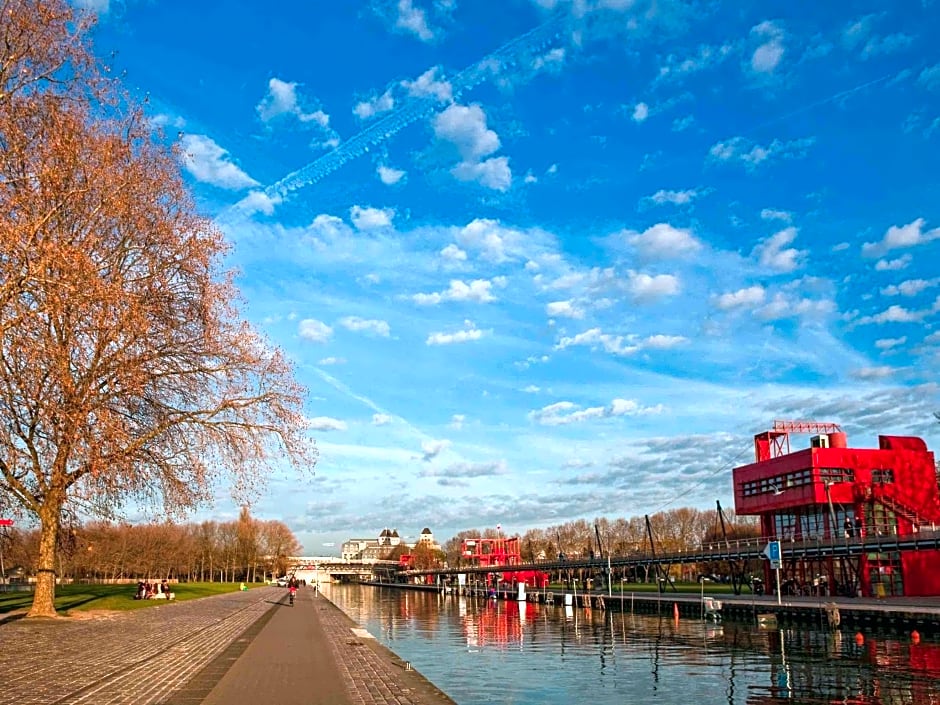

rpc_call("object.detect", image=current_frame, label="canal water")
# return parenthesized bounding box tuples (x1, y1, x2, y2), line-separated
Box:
(322, 584, 940, 704)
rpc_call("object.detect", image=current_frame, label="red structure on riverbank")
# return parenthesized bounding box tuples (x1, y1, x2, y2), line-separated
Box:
(461, 536, 549, 588)
(733, 420, 940, 597)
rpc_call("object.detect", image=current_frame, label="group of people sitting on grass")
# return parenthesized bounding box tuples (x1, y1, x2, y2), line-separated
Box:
(134, 579, 175, 600)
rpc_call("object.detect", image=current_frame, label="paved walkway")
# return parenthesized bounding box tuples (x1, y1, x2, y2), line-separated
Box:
(0, 586, 455, 705)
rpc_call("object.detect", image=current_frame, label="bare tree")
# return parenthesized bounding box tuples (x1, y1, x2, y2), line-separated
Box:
(0, 1, 316, 616)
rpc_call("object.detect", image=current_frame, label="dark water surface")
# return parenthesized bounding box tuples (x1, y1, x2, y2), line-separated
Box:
(321, 583, 940, 704)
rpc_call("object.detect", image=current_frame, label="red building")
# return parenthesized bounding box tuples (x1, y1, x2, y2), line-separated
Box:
(460, 537, 549, 588)
(733, 420, 940, 598)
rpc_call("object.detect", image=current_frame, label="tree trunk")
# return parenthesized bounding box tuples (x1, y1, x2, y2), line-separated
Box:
(28, 505, 62, 618)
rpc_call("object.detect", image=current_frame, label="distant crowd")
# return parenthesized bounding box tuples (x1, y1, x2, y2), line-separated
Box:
(134, 579, 174, 600)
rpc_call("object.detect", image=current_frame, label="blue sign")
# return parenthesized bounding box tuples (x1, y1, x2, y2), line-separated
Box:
(763, 540, 781, 569)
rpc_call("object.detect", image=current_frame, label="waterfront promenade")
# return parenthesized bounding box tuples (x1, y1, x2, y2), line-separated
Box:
(0, 585, 455, 705)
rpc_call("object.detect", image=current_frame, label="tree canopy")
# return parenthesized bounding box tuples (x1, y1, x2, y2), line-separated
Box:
(0, 0, 316, 616)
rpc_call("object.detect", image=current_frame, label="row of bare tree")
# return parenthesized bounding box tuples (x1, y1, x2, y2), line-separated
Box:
(440, 508, 761, 581)
(1, 507, 301, 583)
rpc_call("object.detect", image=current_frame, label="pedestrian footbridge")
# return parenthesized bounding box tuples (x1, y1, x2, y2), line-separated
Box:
(286, 556, 397, 584)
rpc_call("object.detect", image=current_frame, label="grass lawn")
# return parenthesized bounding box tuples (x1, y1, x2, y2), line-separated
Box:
(0, 581, 264, 616)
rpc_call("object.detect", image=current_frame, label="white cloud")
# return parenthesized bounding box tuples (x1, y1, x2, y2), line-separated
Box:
(642, 189, 702, 208)
(709, 136, 814, 169)
(307, 416, 348, 431)
(546, 300, 585, 319)
(420, 439, 450, 461)
(753, 227, 805, 272)
(754, 294, 834, 321)
(861, 218, 940, 257)
(627, 223, 702, 259)
(376, 164, 406, 185)
(842, 16, 913, 59)
(355, 90, 395, 119)
(628, 272, 680, 301)
(455, 219, 522, 262)
(919, 63, 940, 91)
(875, 254, 912, 271)
(372, 413, 392, 426)
(440, 244, 467, 262)
(555, 328, 637, 356)
(532, 47, 566, 71)
(881, 279, 939, 297)
(239, 190, 283, 216)
(656, 43, 733, 83)
(180, 134, 258, 190)
(318, 357, 345, 365)
(925, 331, 940, 344)
(401, 66, 452, 101)
(257, 78, 329, 125)
(298, 319, 333, 343)
(434, 104, 510, 190)
(642, 334, 687, 349)
(851, 366, 897, 381)
(760, 208, 792, 222)
(853, 305, 926, 325)
(434, 104, 500, 161)
(451, 156, 512, 191)
(632, 102, 650, 122)
(449, 414, 466, 430)
(395, 0, 435, 41)
(426, 320, 488, 345)
(714, 285, 766, 310)
(875, 337, 907, 350)
(413, 279, 497, 305)
(339, 316, 391, 337)
(350, 205, 395, 230)
(529, 398, 664, 425)
(750, 20, 785, 74)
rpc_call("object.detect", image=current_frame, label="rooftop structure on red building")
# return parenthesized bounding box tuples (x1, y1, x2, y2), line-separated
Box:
(733, 420, 940, 598)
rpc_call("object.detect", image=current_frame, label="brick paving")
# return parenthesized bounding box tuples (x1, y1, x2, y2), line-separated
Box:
(0, 586, 455, 705)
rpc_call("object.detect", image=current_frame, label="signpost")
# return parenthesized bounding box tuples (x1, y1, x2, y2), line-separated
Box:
(0, 518, 12, 585)
(763, 540, 782, 605)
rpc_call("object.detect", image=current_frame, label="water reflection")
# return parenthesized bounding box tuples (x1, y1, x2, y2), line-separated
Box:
(323, 584, 940, 704)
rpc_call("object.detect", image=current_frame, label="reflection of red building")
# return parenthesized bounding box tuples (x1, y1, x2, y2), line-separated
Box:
(461, 537, 549, 588)
(462, 601, 534, 649)
(733, 421, 940, 597)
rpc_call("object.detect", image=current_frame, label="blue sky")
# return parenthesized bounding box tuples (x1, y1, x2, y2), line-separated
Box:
(87, 0, 939, 554)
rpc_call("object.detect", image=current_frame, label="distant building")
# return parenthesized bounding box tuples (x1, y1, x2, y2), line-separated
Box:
(342, 528, 440, 561)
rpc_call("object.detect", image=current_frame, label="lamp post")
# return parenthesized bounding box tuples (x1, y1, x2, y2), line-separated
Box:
(0, 518, 13, 584)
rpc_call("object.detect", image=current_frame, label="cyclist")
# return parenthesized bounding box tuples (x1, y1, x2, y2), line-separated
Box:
(288, 575, 299, 606)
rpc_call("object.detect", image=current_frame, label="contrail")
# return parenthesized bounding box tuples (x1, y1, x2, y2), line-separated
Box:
(225, 11, 567, 218)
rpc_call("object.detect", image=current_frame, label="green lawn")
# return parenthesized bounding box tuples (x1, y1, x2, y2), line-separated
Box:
(0, 581, 263, 616)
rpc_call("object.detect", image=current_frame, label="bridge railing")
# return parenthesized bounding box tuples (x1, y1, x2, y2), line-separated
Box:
(396, 527, 940, 577)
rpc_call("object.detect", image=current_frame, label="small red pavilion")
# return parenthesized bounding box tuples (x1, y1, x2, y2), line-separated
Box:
(733, 420, 940, 597)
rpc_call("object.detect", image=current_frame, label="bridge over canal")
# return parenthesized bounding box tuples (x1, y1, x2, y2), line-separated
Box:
(385, 528, 940, 596)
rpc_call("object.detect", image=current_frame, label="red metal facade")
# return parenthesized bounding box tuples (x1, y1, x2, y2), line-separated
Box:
(733, 423, 940, 597)
(460, 537, 549, 588)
